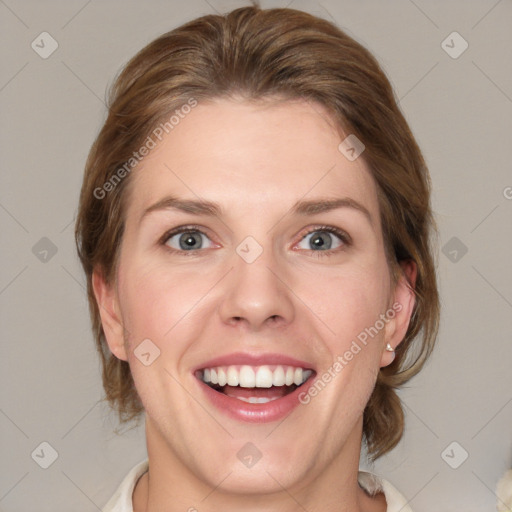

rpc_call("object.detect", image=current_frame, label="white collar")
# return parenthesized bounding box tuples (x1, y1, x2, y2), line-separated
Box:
(102, 459, 413, 512)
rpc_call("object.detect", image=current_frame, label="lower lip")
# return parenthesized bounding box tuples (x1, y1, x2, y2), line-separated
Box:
(196, 376, 315, 423)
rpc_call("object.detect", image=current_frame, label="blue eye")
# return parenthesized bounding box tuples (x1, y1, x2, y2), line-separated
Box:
(160, 225, 350, 256)
(164, 229, 213, 251)
(297, 227, 349, 252)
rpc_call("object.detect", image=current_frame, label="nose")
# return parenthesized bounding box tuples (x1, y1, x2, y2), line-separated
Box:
(217, 247, 295, 331)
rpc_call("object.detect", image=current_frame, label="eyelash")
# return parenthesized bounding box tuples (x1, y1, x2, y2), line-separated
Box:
(159, 224, 352, 258)
(301, 225, 352, 258)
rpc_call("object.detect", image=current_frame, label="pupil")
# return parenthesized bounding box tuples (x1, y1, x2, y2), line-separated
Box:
(312, 232, 331, 250)
(179, 232, 201, 250)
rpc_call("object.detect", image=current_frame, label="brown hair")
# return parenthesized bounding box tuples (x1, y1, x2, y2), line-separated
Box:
(75, 4, 440, 460)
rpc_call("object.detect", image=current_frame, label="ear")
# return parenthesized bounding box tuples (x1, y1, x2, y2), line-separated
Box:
(92, 267, 128, 362)
(380, 259, 417, 368)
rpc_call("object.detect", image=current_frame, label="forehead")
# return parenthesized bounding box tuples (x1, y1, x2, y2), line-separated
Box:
(124, 98, 380, 223)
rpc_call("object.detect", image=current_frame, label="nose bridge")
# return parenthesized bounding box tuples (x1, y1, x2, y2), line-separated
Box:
(217, 235, 295, 329)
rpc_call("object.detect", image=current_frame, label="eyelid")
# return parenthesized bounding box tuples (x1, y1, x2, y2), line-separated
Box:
(159, 224, 352, 255)
(294, 224, 352, 247)
(159, 224, 217, 249)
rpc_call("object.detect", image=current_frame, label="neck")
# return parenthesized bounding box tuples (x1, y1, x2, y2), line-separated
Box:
(133, 417, 382, 512)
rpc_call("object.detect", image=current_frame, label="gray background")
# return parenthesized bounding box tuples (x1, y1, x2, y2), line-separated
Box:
(1, 0, 511, 510)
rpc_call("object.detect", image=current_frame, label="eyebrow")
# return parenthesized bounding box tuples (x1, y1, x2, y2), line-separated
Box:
(139, 195, 373, 226)
(141, 196, 221, 221)
(291, 197, 373, 225)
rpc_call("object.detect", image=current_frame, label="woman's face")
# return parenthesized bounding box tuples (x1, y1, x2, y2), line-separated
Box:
(95, 98, 414, 495)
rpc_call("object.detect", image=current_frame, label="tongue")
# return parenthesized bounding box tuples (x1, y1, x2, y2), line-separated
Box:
(222, 385, 293, 399)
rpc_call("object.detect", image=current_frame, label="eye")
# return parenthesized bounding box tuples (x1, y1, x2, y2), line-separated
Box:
(163, 227, 215, 252)
(296, 226, 350, 253)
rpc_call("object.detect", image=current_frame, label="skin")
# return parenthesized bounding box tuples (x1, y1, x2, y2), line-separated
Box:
(93, 97, 416, 512)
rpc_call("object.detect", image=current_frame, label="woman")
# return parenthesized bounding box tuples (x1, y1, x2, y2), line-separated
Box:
(75, 4, 439, 511)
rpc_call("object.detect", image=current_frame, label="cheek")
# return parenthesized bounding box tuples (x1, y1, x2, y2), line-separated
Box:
(118, 257, 201, 342)
(302, 259, 391, 347)
(116, 260, 205, 426)
(303, 269, 390, 423)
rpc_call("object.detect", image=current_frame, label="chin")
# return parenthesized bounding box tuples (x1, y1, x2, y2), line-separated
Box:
(203, 462, 302, 496)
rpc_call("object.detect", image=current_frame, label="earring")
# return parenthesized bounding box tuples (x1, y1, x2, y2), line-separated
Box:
(385, 343, 394, 352)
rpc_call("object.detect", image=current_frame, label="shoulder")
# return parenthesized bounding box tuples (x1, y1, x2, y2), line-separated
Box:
(358, 471, 413, 512)
(102, 460, 149, 512)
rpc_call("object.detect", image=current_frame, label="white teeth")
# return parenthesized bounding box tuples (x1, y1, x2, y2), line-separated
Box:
(239, 365, 256, 388)
(200, 364, 313, 387)
(235, 396, 280, 403)
(217, 367, 227, 386)
(227, 366, 238, 386)
(255, 366, 273, 388)
(285, 366, 295, 386)
(272, 366, 286, 386)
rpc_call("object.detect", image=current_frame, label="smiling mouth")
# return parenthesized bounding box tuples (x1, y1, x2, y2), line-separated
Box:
(195, 364, 314, 403)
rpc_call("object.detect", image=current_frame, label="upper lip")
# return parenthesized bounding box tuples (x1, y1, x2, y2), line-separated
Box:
(193, 352, 315, 372)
